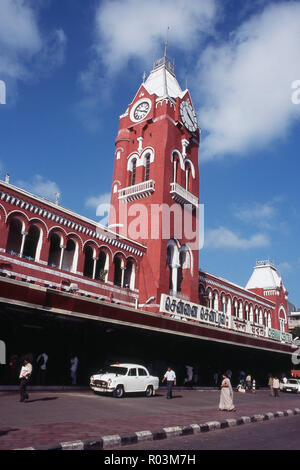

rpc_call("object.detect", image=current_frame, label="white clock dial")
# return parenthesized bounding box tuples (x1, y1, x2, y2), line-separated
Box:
(130, 99, 152, 123)
(180, 101, 198, 132)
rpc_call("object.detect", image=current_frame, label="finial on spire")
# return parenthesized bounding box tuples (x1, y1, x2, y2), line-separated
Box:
(142, 71, 146, 83)
(164, 26, 170, 58)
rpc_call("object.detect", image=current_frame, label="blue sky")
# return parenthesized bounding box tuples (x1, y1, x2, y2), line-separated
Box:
(0, 0, 300, 307)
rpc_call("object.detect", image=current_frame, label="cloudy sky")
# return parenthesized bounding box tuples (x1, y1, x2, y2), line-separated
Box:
(1, 0, 300, 306)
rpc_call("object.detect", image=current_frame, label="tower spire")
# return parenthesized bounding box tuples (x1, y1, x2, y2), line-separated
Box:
(164, 26, 170, 58)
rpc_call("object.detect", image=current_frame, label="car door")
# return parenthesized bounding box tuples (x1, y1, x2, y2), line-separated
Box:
(125, 368, 139, 392)
(138, 367, 149, 391)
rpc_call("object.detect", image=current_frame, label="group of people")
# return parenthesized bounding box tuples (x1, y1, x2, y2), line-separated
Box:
(17, 354, 79, 402)
(163, 367, 236, 411)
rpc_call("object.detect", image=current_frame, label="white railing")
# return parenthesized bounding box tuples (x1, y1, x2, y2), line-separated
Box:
(170, 182, 198, 208)
(118, 180, 155, 202)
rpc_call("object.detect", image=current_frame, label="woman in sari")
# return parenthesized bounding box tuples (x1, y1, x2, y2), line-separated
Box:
(219, 373, 236, 411)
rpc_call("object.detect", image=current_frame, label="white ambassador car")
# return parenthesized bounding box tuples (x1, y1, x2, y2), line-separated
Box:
(90, 363, 159, 398)
(280, 379, 300, 393)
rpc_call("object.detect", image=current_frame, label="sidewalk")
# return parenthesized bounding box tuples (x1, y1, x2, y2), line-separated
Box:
(0, 389, 299, 450)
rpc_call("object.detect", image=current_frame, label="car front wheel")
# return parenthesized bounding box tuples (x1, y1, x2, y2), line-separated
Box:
(145, 385, 154, 397)
(113, 385, 124, 398)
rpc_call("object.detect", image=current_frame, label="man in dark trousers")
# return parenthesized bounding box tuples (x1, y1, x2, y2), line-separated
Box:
(162, 367, 176, 399)
(19, 358, 32, 402)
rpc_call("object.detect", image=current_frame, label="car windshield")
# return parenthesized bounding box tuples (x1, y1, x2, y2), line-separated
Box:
(98, 366, 128, 376)
(287, 380, 298, 384)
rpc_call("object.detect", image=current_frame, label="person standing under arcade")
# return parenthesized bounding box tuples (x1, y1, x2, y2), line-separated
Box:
(162, 367, 176, 399)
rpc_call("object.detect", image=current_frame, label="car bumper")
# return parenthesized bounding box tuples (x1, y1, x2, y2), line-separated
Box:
(90, 385, 115, 393)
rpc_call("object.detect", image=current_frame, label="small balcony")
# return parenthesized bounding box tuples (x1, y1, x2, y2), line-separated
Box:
(170, 183, 198, 208)
(118, 180, 155, 202)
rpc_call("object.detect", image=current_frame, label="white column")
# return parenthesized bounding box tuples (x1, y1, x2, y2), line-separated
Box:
(19, 232, 28, 257)
(59, 245, 65, 270)
(92, 257, 98, 280)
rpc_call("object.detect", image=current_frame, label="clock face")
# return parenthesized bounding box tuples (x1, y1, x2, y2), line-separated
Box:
(130, 99, 151, 123)
(180, 101, 198, 132)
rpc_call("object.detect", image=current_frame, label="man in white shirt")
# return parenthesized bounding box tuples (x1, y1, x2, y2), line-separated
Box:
(162, 367, 176, 399)
(19, 359, 32, 402)
(273, 377, 280, 397)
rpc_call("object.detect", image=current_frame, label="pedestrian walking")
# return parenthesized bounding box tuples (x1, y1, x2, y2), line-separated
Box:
(19, 358, 32, 402)
(218, 373, 236, 411)
(36, 352, 48, 385)
(268, 376, 274, 396)
(162, 367, 176, 399)
(246, 374, 252, 390)
(273, 376, 280, 397)
(70, 354, 79, 385)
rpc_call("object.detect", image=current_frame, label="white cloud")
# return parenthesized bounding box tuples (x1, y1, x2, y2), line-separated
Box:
(15, 174, 60, 202)
(234, 202, 276, 227)
(86, 192, 111, 226)
(196, 1, 300, 160)
(94, 0, 218, 73)
(278, 261, 292, 274)
(78, 0, 218, 128)
(0, 0, 66, 98)
(205, 226, 270, 249)
(85, 192, 111, 210)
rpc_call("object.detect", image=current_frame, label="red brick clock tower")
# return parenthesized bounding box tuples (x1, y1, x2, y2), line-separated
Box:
(110, 53, 201, 311)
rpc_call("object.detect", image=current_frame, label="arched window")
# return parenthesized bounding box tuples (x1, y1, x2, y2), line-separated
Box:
(167, 240, 179, 293)
(227, 296, 232, 315)
(239, 301, 243, 320)
(233, 299, 238, 317)
(48, 233, 62, 268)
(95, 250, 109, 282)
(213, 292, 219, 311)
(249, 305, 254, 323)
(255, 307, 258, 324)
(23, 225, 41, 261)
(173, 157, 179, 184)
(83, 245, 94, 278)
(144, 154, 151, 182)
(185, 163, 191, 191)
(131, 158, 137, 186)
(6, 218, 23, 255)
(245, 303, 249, 322)
(62, 239, 77, 272)
(114, 256, 123, 287)
(124, 260, 136, 290)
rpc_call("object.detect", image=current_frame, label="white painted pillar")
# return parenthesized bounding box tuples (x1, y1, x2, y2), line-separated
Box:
(59, 245, 65, 270)
(19, 232, 28, 257)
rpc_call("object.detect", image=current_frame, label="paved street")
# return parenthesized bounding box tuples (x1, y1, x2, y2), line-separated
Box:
(0, 389, 300, 449)
(116, 414, 300, 451)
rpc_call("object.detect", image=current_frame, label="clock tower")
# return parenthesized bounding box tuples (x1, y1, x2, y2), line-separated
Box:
(110, 52, 201, 311)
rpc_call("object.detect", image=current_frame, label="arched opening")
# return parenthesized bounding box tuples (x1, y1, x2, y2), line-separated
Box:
(144, 154, 151, 182)
(95, 250, 108, 282)
(233, 299, 238, 317)
(6, 218, 23, 255)
(124, 260, 135, 290)
(167, 240, 179, 293)
(23, 225, 41, 261)
(48, 232, 62, 268)
(114, 256, 123, 287)
(62, 239, 77, 272)
(213, 292, 219, 311)
(130, 158, 137, 186)
(172, 155, 180, 184)
(185, 163, 191, 192)
(83, 245, 94, 278)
